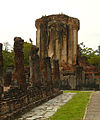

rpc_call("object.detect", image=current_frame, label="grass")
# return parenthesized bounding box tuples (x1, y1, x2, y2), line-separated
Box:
(49, 91, 92, 120)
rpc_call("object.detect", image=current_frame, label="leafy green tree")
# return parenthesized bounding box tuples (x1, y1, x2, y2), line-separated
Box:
(3, 39, 33, 71)
(3, 48, 14, 72)
(23, 41, 32, 66)
(79, 42, 100, 71)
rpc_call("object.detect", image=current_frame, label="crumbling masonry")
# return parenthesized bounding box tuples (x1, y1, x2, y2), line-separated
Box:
(35, 14, 79, 66)
(0, 14, 100, 120)
(0, 37, 62, 120)
(35, 14, 100, 89)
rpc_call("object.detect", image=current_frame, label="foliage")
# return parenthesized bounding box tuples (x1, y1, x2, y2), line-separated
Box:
(3, 49, 14, 72)
(50, 91, 92, 120)
(3, 39, 33, 71)
(79, 42, 100, 71)
(23, 41, 32, 66)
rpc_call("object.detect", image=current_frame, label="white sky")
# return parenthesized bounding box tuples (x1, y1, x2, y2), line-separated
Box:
(0, 0, 100, 50)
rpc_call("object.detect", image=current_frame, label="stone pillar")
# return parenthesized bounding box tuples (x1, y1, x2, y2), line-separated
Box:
(36, 26, 41, 56)
(0, 43, 3, 99)
(48, 28, 56, 59)
(29, 45, 42, 87)
(61, 34, 68, 64)
(75, 66, 83, 89)
(43, 57, 52, 95)
(40, 24, 48, 58)
(68, 24, 73, 65)
(82, 71, 85, 85)
(72, 27, 78, 65)
(13, 37, 26, 91)
(52, 59, 60, 91)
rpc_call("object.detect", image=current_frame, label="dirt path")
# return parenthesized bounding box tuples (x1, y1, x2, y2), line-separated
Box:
(84, 91, 100, 120)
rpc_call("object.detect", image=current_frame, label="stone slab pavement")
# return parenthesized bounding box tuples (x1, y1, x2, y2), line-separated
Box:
(84, 91, 100, 120)
(16, 92, 75, 120)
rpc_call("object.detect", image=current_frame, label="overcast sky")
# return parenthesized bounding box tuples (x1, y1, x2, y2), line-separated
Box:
(0, 0, 100, 50)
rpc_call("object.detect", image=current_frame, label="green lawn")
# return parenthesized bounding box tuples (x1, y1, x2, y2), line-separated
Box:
(49, 91, 92, 120)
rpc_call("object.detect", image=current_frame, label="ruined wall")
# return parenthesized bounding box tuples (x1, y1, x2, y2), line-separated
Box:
(35, 14, 100, 90)
(35, 14, 80, 66)
(0, 37, 62, 120)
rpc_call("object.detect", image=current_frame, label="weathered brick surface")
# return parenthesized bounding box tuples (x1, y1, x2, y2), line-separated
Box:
(12, 37, 26, 91)
(35, 14, 80, 66)
(1, 14, 100, 120)
(0, 37, 62, 120)
(52, 59, 60, 91)
(29, 45, 41, 87)
(0, 43, 3, 100)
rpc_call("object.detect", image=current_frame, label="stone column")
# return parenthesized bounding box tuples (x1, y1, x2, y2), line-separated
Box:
(72, 25, 78, 65)
(75, 66, 83, 89)
(68, 24, 73, 65)
(43, 57, 52, 95)
(36, 26, 41, 56)
(13, 37, 26, 91)
(61, 32, 68, 64)
(40, 24, 48, 59)
(0, 43, 3, 99)
(48, 28, 56, 59)
(29, 45, 42, 87)
(52, 59, 60, 91)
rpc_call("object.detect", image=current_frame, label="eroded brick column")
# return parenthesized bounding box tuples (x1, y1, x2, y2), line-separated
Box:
(13, 37, 26, 91)
(29, 45, 41, 87)
(0, 43, 3, 99)
(72, 26, 78, 65)
(43, 57, 52, 95)
(52, 59, 60, 91)
(75, 66, 83, 89)
(68, 24, 73, 65)
(40, 24, 48, 58)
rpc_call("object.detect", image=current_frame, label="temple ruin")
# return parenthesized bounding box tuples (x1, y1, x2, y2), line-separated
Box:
(35, 14, 80, 66)
(0, 14, 100, 120)
(35, 14, 100, 89)
(0, 37, 62, 120)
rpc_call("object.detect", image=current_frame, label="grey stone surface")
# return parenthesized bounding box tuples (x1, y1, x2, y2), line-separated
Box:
(16, 93, 75, 120)
(84, 91, 100, 120)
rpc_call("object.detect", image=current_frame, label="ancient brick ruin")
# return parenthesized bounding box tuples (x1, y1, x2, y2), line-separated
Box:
(35, 14, 79, 66)
(0, 37, 62, 120)
(35, 14, 100, 90)
(0, 14, 100, 120)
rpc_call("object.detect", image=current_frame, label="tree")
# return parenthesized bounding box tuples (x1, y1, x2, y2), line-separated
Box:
(3, 48, 14, 72)
(23, 41, 32, 66)
(79, 42, 100, 71)
(3, 39, 33, 71)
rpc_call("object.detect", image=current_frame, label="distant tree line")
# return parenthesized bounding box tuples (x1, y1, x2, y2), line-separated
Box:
(2, 40, 100, 72)
(79, 42, 100, 71)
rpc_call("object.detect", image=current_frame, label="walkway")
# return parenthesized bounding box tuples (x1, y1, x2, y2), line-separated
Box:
(84, 91, 100, 120)
(16, 93, 75, 120)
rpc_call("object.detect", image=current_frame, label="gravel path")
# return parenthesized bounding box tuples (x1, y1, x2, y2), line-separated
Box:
(16, 92, 75, 120)
(84, 91, 100, 120)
